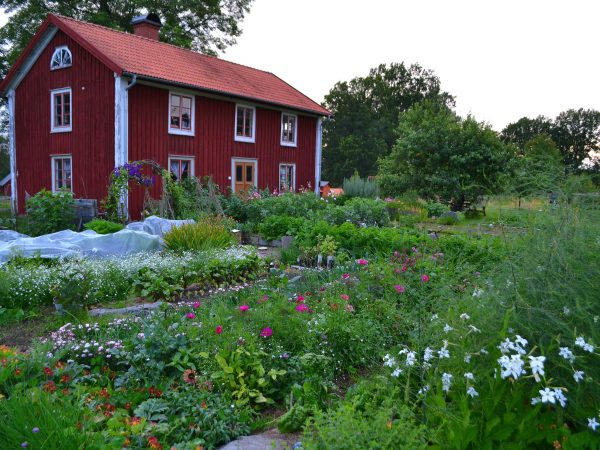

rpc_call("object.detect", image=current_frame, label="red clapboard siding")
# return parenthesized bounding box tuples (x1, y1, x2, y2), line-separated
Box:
(127, 83, 317, 219)
(14, 30, 115, 213)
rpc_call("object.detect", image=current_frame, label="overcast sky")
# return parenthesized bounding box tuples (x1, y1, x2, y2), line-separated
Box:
(223, 0, 600, 130)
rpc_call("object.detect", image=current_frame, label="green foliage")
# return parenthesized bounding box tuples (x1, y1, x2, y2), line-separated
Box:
(302, 400, 427, 450)
(438, 211, 462, 225)
(342, 172, 379, 198)
(0, 1, 253, 77)
(132, 267, 184, 300)
(163, 216, 235, 253)
(322, 198, 390, 227)
(424, 201, 450, 218)
(83, 219, 124, 234)
(25, 189, 75, 236)
(256, 215, 304, 241)
(322, 62, 454, 183)
(380, 100, 514, 210)
(564, 174, 597, 196)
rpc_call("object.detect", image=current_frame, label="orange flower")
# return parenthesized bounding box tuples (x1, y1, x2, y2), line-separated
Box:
(201, 401, 207, 409)
(147, 436, 162, 450)
(60, 374, 71, 384)
(15, 368, 21, 376)
(43, 381, 57, 393)
(55, 361, 66, 369)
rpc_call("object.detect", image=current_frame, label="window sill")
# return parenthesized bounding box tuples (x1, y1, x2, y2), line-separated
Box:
(51, 127, 72, 133)
(169, 129, 195, 137)
(280, 141, 297, 148)
(235, 135, 255, 143)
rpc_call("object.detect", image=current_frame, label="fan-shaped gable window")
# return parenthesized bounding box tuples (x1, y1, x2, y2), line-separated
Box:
(50, 46, 72, 70)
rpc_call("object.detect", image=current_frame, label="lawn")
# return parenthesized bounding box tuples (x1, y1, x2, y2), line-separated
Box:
(0, 192, 599, 449)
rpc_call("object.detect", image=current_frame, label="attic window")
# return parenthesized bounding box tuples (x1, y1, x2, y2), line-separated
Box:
(50, 46, 72, 70)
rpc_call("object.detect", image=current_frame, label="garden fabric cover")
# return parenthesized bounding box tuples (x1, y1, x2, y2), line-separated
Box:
(0, 216, 192, 263)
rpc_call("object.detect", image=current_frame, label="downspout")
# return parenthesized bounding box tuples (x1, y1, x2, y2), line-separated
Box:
(314, 117, 323, 196)
(126, 74, 137, 91)
(7, 89, 17, 215)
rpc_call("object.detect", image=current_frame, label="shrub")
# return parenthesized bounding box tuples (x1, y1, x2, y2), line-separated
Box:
(438, 211, 461, 225)
(256, 215, 305, 241)
(424, 201, 449, 218)
(339, 198, 390, 227)
(83, 219, 124, 234)
(244, 193, 325, 226)
(342, 173, 379, 198)
(26, 189, 75, 236)
(163, 216, 235, 253)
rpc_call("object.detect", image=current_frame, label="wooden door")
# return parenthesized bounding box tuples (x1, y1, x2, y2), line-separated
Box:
(234, 161, 255, 194)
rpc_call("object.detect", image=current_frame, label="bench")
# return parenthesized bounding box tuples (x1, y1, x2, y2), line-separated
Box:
(464, 196, 488, 216)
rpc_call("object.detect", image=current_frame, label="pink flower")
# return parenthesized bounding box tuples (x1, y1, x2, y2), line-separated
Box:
(421, 274, 430, 283)
(295, 304, 310, 313)
(345, 304, 354, 313)
(357, 259, 368, 266)
(395, 285, 405, 294)
(401, 265, 408, 272)
(319, 287, 326, 292)
(342, 273, 350, 280)
(260, 327, 273, 338)
(215, 325, 223, 334)
(193, 302, 201, 309)
(262, 295, 269, 301)
(296, 295, 305, 304)
(186, 312, 196, 319)
(239, 305, 249, 312)
(340, 294, 349, 301)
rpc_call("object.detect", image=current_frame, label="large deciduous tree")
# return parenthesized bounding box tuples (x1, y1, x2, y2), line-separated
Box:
(321, 63, 453, 184)
(379, 100, 514, 210)
(0, 0, 254, 77)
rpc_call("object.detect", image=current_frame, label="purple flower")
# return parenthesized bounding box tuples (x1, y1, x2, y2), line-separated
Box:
(21, 443, 28, 448)
(32, 427, 39, 433)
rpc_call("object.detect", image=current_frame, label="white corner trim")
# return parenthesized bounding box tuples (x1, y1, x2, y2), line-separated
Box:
(114, 75, 129, 214)
(50, 87, 72, 133)
(4, 27, 58, 93)
(280, 112, 298, 147)
(314, 118, 323, 195)
(7, 89, 17, 214)
(168, 90, 195, 136)
(50, 155, 72, 193)
(231, 158, 258, 192)
(279, 162, 296, 191)
(234, 104, 256, 143)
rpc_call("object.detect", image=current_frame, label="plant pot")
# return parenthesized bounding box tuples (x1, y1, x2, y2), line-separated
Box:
(281, 235, 294, 249)
(317, 254, 323, 267)
(327, 255, 334, 269)
(54, 302, 65, 315)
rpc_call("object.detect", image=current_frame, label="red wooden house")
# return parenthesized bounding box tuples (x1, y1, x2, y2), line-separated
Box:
(0, 13, 330, 218)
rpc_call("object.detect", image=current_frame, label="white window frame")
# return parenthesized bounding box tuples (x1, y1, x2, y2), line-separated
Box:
(231, 157, 258, 193)
(280, 112, 298, 147)
(234, 104, 256, 143)
(279, 163, 296, 192)
(168, 91, 195, 136)
(51, 155, 73, 193)
(50, 87, 72, 133)
(168, 156, 195, 181)
(50, 46, 72, 70)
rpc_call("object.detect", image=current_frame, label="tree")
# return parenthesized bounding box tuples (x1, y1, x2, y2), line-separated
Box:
(501, 116, 554, 151)
(552, 108, 600, 172)
(321, 63, 454, 184)
(0, 0, 254, 77)
(508, 135, 564, 206)
(379, 100, 513, 210)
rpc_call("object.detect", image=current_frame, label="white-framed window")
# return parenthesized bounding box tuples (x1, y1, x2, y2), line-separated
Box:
(281, 113, 297, 147)
(50, 87, 72, 133)
(168, 92, 195, 136)
(234, 104, 256, 143)
(279, 163, 296, 192)
(169, 156, 194, 181)
(50, 46, 72, 70)
(51, 155, 72, 192)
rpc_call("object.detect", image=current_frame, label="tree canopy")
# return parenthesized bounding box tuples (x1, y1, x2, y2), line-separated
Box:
(321, 63, 454, 184)
(379, 100, 514, 210)
(0, 0, 254, 77)
(502, 109, 600, 173)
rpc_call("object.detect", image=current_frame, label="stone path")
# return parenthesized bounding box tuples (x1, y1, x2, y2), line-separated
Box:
(217, 429, 300, 450)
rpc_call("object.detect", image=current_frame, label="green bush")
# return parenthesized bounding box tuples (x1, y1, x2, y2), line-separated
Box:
(256, 215, 305, 241)
(438, 211, 462, 225)
(342, 173, 379, 198)
(163, 216, 235, 253)
(244, 193, 325, 227)
(424, 201, 449, 218)
(341, 198, 390, 226)
(26, 189, 75, 236)
(83, 219, 124, 234)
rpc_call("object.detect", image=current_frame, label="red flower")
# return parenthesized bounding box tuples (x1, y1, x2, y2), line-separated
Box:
(43, 367, 53, 377)
(295, 304, 310, 313)
(357, 258, 368, 265)
(342, 273, 350, 279)
(296, 295, 305, 303)
(43, 381, 57, 393)
(260, 327, 273, 338)
(148, 436, 162, 450)
(60, 374, 71, 384)
(215, 325, 223, 335)
(340, 294, 349, 301)
(15, 368, 21, 376)
(421, 274, 430, 283)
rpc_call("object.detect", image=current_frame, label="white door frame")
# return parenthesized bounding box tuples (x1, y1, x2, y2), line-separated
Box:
(231, 157, 258, 192)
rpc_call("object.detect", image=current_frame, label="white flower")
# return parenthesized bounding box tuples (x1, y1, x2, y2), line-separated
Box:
(531, 397, 541, 405)
(472, 288, 483, 297)
(418, 384, 430, 395)
(514, 335, 528, 349)
(464, 372, 474, 380)
(431, 314, 439, 321)
(383, 354, 396, 368)
(498, 354, 526, 379)
(559, 347, 575, 363)
(588, 417, 599, 432)
(423, 347, 434, 362)
(441, 373, 452, 393)
(405, 351, 416, 367)
(391, 368, 402, 377)
(460, 313, 470, 320)
(553, 388, 567, 408)
(539, 388, 556, 404)
(443, 323, 453, 333)
(466, 386, 478, 398)
(575, 336, 594, 352)
(468, 325, 481, 333)
(528, 355, 546, 378)
(573, 370, 584, 383)
(464, 353, 472, 363)
(438, 342, 450, 359)
(563, 306, 570, 315)
(480, 348, 488, 355)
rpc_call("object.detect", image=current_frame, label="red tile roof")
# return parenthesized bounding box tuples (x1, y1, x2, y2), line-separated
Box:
(4, 14, 330, 116)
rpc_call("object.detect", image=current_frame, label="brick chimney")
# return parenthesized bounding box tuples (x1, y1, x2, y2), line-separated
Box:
(131, 13, 162, 41)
